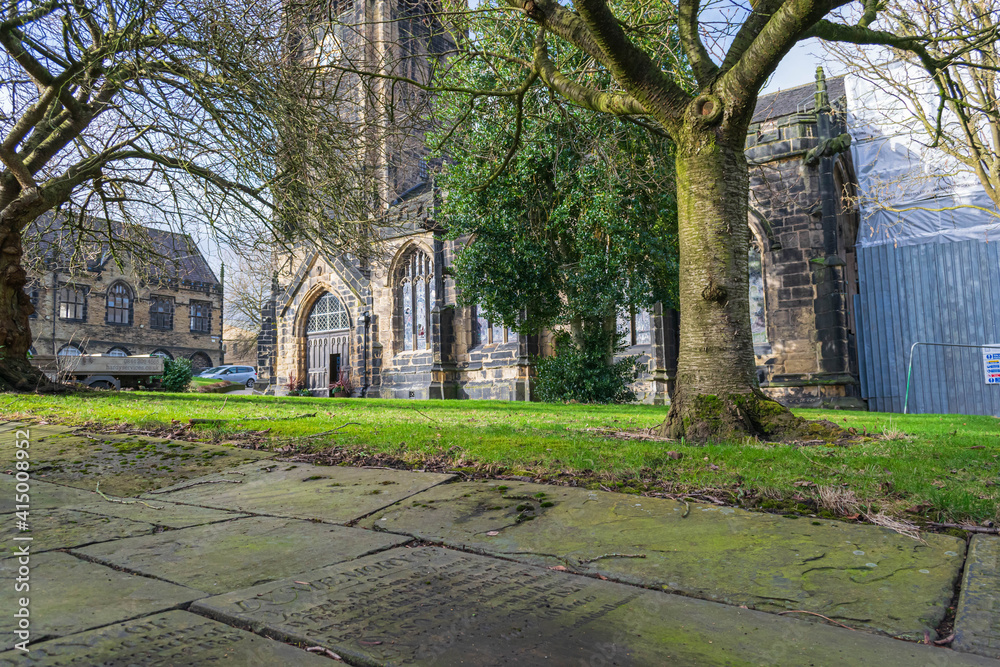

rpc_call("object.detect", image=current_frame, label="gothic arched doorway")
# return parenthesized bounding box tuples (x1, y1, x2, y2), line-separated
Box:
(305, 292, 351, 392)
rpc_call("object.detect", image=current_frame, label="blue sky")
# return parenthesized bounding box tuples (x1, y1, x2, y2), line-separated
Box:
(762, 39, 846, 94)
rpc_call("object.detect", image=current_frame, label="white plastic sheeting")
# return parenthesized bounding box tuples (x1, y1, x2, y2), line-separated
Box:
(844, 69, 999, 248)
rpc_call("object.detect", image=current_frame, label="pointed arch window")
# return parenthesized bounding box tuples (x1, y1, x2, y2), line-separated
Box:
(306, 292, 350, 333)
(396, 249, 432, 351)
(106, 282, 133, 325)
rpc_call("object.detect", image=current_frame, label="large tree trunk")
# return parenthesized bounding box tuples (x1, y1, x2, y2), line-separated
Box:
(0, 215, 50, 391)
(662, 132, 798, 441)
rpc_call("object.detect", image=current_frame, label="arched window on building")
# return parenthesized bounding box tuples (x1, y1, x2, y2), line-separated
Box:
(618, 306, 652, 346)
(58, 344, 83, 356)
(190, 352, 212, 372)
(106, 282, 133, 325)
(396, 249, 432, 351)
(473, 305, 517, 346)
(306, 293, 350, 333)
(107, 347, 130, 357)
(151, 349, 173, 360)
(748, 240, 767, 346)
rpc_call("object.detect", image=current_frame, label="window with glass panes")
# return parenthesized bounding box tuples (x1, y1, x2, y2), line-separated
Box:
(396, 249, 433, 351)
(189, 301, 211, 333)
(106, 282, 133, 325)
(473, 305, 517, 346)
(58, 286, 86, 320)
(150, 296, 174, 330)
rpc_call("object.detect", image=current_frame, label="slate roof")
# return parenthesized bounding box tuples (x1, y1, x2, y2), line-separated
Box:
(25, 213, 219, 286)
(752, 75, 846, 124)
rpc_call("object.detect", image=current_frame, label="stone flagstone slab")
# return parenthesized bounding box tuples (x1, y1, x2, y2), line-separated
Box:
(67, 498, 248, 529)
(76, 515, 410, 593)
(0, 423, 273, 496)
(192, 546, 995, 666)
(361, 480, 966, 640)
(0, 552, 201, 650)
(139, 461, 454, 523)
(955, 535, 1000, 659)
(3, 508, 156, 555)
(0, 610, 332, 666)
(0, 475, 98, 513)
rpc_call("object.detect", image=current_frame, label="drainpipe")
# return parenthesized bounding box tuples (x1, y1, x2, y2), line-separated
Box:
(51, 271, 58, 354)
(362, 310, 370, 397)
(218, 262, 225, 365)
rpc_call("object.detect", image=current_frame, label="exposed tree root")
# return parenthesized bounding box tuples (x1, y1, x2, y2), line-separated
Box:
(659, 390, 844, 443)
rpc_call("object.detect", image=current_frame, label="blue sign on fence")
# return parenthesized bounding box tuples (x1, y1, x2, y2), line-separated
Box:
(985, 346, 1000, 384)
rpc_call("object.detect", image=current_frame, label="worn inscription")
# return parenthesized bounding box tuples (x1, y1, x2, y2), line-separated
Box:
(0, 611, 327, 666)
(195, 547, 641, 663)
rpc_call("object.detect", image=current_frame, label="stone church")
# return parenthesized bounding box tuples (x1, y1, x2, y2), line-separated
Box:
(257, 4, 865, 409)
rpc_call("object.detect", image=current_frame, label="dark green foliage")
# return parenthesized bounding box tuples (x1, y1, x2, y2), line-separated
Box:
(535, 331, 644, 404)
(161, 358, 193, 393)
(432, 9, 680, 343)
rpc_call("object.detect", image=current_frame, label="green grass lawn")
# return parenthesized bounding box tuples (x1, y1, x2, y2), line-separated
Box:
(3, 392, 998, 525)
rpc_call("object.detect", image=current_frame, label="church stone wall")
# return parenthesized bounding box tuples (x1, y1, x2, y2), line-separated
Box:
(744, 79, 865, 409)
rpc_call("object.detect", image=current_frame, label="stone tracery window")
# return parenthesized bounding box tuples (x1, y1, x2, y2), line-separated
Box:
(306, 292, 350, 333)
(396, 248, 432, 351)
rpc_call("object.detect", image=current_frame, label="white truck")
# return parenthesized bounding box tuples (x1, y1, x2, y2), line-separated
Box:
(30, 354, 165, 390)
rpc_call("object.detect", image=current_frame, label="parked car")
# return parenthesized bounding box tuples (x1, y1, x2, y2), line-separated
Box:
(199, 365, 258, 388)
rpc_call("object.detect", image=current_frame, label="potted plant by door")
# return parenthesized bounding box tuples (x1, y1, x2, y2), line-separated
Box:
(328, 373, 353, 398)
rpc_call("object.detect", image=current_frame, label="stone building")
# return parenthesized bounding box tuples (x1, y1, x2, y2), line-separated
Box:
(26, 220, 224, 370)
(745, 69, 865, 409)
(260, 30, 865, 408)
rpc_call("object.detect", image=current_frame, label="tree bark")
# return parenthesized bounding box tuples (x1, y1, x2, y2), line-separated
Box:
(0, 215, 51, 391)
(662, 130, 798, 441)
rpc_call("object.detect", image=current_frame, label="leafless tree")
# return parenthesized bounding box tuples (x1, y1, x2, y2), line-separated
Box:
(0, 0, 379, 389)
(827, 0, 1000, 219)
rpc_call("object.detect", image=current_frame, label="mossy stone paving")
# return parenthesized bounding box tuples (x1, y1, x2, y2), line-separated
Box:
(139, 461, 454, 524)
(75, 516, 410, 593)
(2, 508, 156, 554)
(64, 497, 247, 528)
(954, 535, 1000, 659)
(0, 552, 201, 650)
(0, 610, 332, 666)
(361, 480, 967, 640)
(192, 546, 995, 666)
(0, 423, 273, 496)
(0, 475, 98, 513)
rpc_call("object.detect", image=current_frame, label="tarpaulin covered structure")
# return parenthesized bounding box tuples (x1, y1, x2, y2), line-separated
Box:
(846, 69, 1000, 415)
